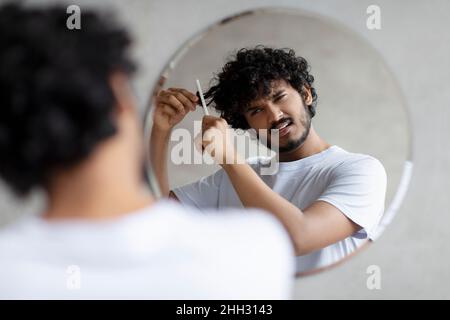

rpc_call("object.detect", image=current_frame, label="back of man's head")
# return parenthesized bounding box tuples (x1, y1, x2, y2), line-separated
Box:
(0, 2, 136, 196)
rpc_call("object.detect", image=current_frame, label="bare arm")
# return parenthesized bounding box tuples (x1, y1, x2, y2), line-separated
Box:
(149, 88, 198, 197)
(150, 127, 171, 197)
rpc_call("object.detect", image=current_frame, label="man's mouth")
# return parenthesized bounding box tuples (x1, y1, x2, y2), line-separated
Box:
(273, 119, 293, 137)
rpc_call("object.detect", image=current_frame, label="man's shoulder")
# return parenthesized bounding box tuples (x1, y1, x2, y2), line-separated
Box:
(328, 147, 386, 175)
(177, 201, 286, 236)
(0, 216, 37, 259)
(166, 200, 293, 253)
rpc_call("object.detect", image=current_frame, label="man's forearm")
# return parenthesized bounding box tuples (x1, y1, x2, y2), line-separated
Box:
(150, 128, 171, 197)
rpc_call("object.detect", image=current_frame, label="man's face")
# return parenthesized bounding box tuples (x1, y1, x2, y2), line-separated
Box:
(243, 80, 312, 153)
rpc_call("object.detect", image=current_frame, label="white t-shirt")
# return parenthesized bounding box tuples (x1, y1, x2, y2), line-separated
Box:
(173, 145, 387, 273)
(0, 200, 294, 299)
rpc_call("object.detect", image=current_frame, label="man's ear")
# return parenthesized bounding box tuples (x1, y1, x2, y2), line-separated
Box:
(302, 86, 313, 106)
(109, 72, 136, 114)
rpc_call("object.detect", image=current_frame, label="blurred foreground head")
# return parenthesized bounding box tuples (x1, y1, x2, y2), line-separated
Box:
(0, 2, 141, 197)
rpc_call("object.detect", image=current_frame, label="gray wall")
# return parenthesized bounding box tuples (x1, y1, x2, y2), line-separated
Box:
(1, 0, 449, 299)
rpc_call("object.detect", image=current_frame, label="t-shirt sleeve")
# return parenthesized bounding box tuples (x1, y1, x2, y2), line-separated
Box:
(172, 169, 224, 209)
(316, 156, 387, 240)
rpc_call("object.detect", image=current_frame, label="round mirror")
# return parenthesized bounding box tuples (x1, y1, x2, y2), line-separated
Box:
(144, 8, 412, 276)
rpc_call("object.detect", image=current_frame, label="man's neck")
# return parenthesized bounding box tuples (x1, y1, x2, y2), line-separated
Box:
(278, 126, 331, 162)
(43, 141, 154, 221)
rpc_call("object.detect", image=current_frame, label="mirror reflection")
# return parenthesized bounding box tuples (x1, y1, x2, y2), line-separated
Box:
(146, 8, 411, 276)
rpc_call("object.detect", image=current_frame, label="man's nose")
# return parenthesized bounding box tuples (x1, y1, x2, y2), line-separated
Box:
(266, 104, 284, 128)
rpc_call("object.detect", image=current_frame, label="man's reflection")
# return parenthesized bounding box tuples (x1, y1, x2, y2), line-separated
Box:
(150, 46, 387, 273)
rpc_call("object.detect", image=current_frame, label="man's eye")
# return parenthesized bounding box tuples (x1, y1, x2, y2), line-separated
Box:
(274, 94, 287, 102)
(251, 108, 262, 115)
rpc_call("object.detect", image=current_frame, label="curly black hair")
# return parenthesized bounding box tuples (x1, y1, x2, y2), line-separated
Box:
(203, 46, 318, 129)
(0, 3, 136, 196)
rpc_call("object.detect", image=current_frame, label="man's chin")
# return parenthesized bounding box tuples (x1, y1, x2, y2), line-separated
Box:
(276, 137, 305, 153)
(279, 145, 300, 154)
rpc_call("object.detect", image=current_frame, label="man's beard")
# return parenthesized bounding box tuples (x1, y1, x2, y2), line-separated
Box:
(278, 112, 311, 153)
(279, 117, 311, 153)
(257, 107, 312, 153)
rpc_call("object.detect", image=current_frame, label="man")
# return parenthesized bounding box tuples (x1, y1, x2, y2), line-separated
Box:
(151, 46, 387, 273)
(0, 4, 294, 298)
